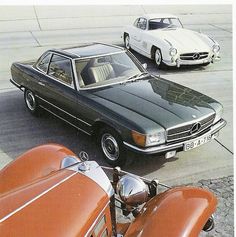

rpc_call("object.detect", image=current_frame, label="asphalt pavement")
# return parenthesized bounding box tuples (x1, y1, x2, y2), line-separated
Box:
(0, 5, 233, 237)
(0, 5, 233, 185)
(0, 5, 233, 184)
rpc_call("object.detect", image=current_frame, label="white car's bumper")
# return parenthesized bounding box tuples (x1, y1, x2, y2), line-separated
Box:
(163, 52, 220, 67)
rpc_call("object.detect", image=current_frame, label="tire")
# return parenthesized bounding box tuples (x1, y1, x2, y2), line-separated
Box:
(154, 48, 163, 68)
(99, 127, 126, 167)
(124, 34, 131, 50)
(24, 89, 40, 116)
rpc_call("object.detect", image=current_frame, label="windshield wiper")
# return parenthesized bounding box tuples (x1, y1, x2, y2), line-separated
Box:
(128, 72, 149, 81)
(120, 72, 149, 85)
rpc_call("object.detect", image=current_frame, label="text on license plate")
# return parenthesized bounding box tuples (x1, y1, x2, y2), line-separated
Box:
(184, 134, 212, 151)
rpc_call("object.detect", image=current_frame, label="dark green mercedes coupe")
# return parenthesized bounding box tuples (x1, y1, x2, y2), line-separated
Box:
(10, 43, 226, 166)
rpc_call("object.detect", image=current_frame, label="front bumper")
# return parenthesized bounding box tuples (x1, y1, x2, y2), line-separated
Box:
(163, 54, 221, 67)
(123, 119, 226, 155)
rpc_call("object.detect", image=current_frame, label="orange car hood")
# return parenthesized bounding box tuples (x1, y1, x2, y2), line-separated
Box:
(0, 169, 110, 237)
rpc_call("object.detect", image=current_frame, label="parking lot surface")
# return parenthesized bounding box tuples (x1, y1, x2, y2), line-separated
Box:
(0, 5, 233, 185)
(0, 5, 233, 237)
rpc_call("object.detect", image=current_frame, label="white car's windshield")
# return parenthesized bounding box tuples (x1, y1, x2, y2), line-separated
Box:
(75, 51, 145, 88)
(149, 18, 183, 30)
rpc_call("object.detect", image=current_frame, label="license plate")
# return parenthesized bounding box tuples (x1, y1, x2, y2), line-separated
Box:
(184, 134, 212, 151)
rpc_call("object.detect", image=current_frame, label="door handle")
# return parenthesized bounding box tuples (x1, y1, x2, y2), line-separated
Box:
(38, 81, 45, 86)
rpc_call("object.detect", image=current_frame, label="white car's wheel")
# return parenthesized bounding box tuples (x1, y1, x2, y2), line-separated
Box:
(154, 48, 162, 67)
(124, 34, 131, 50)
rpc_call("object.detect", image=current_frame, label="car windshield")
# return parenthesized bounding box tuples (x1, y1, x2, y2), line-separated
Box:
(75, 51, 144, 88)
(148, 18, 183, 30)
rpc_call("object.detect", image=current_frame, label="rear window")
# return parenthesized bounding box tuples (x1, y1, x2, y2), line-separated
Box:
(37, 53, 51, 73)
(48, 54, 73, 85)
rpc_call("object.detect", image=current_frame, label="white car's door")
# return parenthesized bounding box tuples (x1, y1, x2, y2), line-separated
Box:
(129, 18, 148, 53)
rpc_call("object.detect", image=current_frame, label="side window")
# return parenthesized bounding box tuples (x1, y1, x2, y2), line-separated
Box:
(48, 54, 73, 86)
(162, 18, 169, 24)
(37, 53, 51, 73)
(137, 18, 147, 30)
(133, 18, 139, 27)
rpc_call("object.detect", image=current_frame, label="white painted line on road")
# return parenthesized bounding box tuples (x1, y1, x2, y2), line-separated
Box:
(0, 87, 18, 93)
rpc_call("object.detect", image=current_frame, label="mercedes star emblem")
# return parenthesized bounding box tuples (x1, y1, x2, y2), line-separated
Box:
(192, 53, 200, 60)
(79, 151, 89, 162)
(190, 122, 201, 134)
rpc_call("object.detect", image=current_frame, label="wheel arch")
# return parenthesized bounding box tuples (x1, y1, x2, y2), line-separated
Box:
(124, 32, 129, 39)
(151, 45, 162, 59)
(92, 120, 123, 138)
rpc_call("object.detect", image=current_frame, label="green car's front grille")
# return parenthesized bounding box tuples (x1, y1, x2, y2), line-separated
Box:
(167, 113, 215, 142)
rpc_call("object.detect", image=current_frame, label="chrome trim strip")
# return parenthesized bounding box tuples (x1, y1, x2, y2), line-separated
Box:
(0, 172, 77, 223)
(84, 201, 110, 237)
(10, 78, 22, 90)
(36, 95, 92, 127)
(92, 42, 125, 51)
(71, 59, 80, 90)
(124, 119, 226, 154)
(37, 95, 75, 118)
(39, 105, 92, 136)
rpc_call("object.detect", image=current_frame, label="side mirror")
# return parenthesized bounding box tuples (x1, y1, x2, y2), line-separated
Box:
(142, 63, 147, 69)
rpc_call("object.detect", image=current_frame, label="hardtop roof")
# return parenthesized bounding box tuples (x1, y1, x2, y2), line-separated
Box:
(50, 43, 125, 59)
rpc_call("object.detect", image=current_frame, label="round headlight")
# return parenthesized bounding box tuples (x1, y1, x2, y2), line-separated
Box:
(212, 45, 220, 53)
(169, 48, 177, 56)
(116, 174, 148, 206)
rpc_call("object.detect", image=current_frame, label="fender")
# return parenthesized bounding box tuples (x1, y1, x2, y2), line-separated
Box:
(0, 144, 79, 194)
(124, 186, 217, 237)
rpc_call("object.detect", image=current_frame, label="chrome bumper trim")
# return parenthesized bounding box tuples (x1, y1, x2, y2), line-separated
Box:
(164, 58, 211, 67)
(164, 54, 221, 67)
(123, 119, 226, 154)
(10, 78, 24, 91)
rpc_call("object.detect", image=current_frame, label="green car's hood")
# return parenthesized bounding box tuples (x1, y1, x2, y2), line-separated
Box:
(90, 77, 219, 129)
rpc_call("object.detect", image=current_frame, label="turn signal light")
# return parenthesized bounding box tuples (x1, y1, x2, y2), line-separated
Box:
(131, 131, 146, 147)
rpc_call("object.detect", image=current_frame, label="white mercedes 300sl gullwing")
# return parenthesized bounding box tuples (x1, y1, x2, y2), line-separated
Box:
(122, 14, 220, 68)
